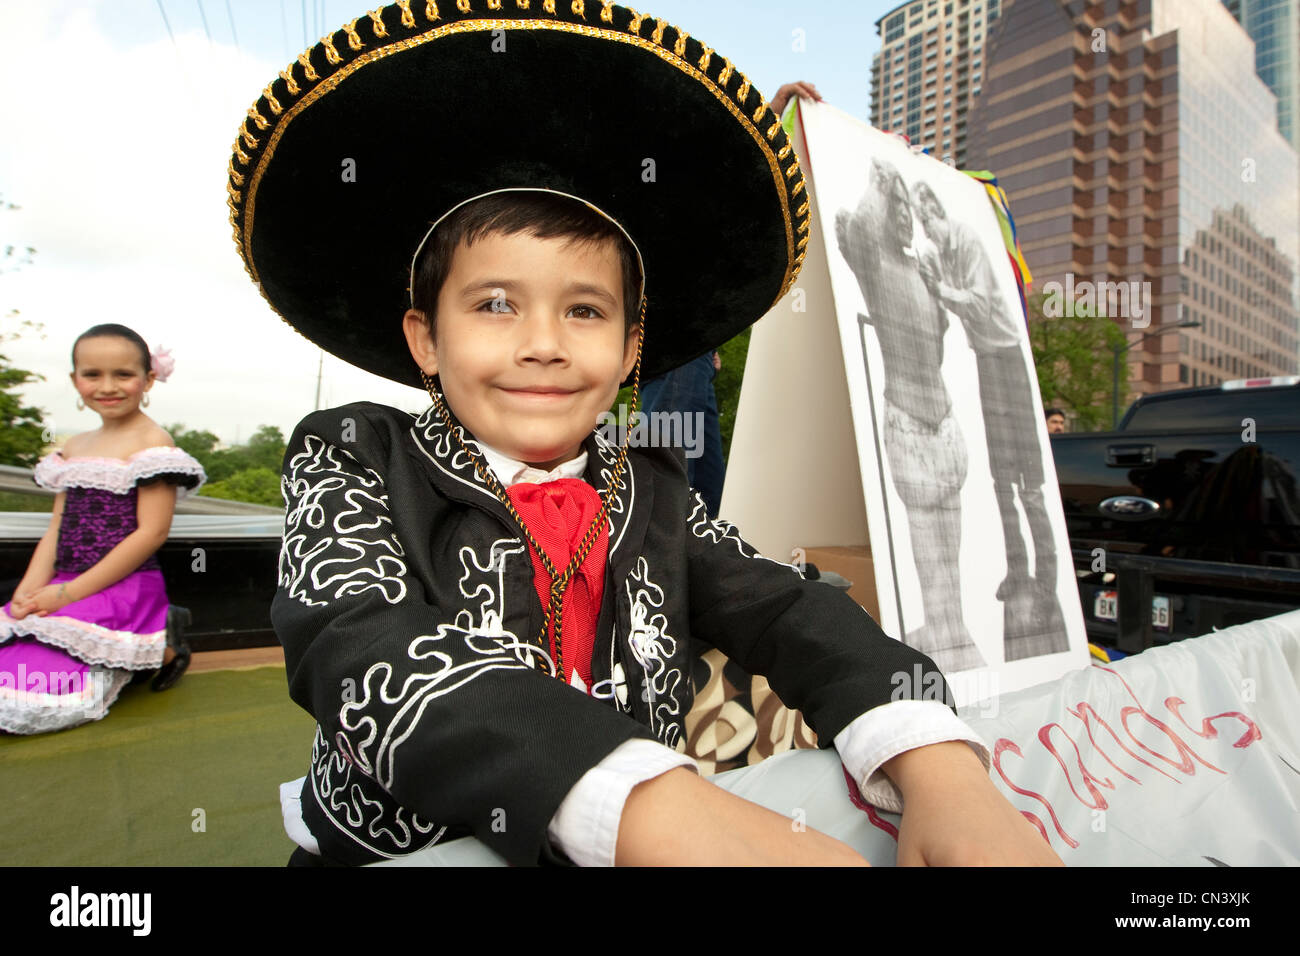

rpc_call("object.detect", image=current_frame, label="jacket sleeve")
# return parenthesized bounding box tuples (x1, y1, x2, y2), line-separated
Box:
(682, 488, 953, 744)
(273, 410, 654, 865)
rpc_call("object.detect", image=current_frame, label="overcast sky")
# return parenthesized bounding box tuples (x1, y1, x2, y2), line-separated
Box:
(0, 0, 895, 445)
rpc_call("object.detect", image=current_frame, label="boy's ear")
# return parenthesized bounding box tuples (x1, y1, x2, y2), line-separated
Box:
(403, 309, 438, 376)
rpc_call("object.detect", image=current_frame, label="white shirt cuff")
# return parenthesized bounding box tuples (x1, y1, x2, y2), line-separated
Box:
(548, 739, 697, 867)
(833, 700, 991, 814)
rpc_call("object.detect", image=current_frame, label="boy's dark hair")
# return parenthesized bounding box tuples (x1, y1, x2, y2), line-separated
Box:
(72, 324, 152, 374)
(410, 192, 643, 335)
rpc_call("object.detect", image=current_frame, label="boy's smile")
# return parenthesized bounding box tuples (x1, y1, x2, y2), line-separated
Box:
(404, 230, 640, 471)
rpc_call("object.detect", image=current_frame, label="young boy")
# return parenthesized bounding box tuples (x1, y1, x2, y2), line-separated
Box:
(233, 1, 1060, 866)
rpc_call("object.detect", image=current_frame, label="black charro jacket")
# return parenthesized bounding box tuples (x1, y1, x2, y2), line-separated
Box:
(274, 402, 947, 865)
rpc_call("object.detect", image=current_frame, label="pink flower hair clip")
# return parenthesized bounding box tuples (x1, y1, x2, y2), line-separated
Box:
(151, 346, 176, 383)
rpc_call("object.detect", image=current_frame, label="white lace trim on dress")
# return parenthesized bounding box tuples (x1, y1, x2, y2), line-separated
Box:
(0, 665, 133, 735)
(1, 611, 166, 670)
(34, 447, 206, 499)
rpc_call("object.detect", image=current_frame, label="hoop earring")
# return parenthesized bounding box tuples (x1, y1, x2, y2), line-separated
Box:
(142, 393, 150, 408)
(76, 398, 85, 411)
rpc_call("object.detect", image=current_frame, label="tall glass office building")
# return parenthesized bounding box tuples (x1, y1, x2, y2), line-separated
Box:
(1224, 0, 1299, 147)
(968, 0, 1298, 403)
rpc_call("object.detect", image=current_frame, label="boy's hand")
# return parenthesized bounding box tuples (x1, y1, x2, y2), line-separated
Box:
(883, 741, 1064, 867)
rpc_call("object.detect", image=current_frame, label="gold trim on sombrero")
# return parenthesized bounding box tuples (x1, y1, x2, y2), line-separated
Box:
(229, 10, 806, 322)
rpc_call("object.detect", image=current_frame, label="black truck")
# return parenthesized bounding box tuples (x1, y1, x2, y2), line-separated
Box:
(1050, 376, 1300, 653)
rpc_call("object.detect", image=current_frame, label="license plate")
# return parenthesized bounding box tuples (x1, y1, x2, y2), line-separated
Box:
(1094, 590, 1172, 629)
(1094, 590, 1118, 621)
(1152, 595, 1171, 630)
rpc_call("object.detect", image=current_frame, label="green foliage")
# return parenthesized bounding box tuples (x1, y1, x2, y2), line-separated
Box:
(200, 467, 284, 507)
(1026, 291, 1126, 433)
(164, 423, 287, 507)
(0, 351, 47, 467)
(714, 328, 751, 461)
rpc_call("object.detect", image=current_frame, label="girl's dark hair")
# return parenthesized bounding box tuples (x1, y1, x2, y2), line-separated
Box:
(411, 192, 642, 335)
(72, 324, 152, 373)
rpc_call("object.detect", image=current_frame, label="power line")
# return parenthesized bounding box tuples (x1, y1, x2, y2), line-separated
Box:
(196, 0, 213, 44)
(225, 0, 240, 53)
(280, 0, 290, 61)
(155, 0, 177, 46)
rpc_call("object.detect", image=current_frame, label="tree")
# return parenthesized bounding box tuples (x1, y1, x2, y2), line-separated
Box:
(165, 423, 221, 462)
(1, 193, 48, 466)
(1025, 291, 1126, 432)
(163, 422, 287, 505)
(200, 466, 283, 507)
(0, 346, 46, 467)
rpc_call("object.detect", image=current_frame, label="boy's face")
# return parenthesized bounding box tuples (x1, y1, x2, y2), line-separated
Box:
(404, 230, 639, 471)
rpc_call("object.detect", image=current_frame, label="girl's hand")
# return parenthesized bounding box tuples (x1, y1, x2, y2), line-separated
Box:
(25, 583, 74, 617)
(885, 741, 1064, 867)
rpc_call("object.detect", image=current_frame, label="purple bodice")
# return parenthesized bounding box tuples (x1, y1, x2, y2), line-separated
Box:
(56, 486, 161, 575)
(32, 447, 207, 578)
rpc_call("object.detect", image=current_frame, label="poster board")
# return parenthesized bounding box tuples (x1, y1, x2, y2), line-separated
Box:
(723, 101, 1089, 705)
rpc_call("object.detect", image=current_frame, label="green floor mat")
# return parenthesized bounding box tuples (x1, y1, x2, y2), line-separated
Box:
(0, 666, 314, 866)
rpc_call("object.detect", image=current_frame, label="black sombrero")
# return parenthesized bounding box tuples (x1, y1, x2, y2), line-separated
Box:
(227, 0, 811, 387)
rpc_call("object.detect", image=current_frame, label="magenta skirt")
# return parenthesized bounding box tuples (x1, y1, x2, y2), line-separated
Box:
(0, 569, 169, 735)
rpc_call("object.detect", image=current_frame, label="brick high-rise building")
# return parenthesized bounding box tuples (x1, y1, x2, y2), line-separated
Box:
(967, 0, 1299, 407)
(870, 0, 1004, 167)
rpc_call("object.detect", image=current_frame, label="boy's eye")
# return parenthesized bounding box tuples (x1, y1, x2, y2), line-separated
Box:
(476, 297, 513, 314)
(568, 305, 604, 320)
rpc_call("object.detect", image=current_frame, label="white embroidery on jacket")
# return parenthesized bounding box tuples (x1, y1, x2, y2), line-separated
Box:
(280, 436, 408, 607)
(624, 556, 684, 748)
(592, 431, 633, 555)
(409, 406, 499, 504)
(338, 537, 538, 791)
(686, 489, 800, 571)
(309, 726, 445, 858)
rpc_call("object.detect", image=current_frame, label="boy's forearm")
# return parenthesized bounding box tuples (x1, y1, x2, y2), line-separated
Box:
(881, 739, 987, 795)
(615, 767, 868, 866)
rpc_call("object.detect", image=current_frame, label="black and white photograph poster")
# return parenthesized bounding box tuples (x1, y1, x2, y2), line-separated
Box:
(799, 99, 1087, 694)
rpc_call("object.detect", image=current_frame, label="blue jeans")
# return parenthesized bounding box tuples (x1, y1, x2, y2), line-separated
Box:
(639, 354, 725, 518)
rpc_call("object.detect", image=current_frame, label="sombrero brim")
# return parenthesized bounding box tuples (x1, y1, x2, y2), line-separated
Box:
(228, 1, 810, 387)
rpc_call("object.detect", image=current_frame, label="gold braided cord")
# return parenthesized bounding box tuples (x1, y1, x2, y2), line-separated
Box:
(261, 83, 283, 115)
(418, 299, 645, 682)
(369, 7, 390, 35)
(297, 51, 320, 80)
(320, 35, 343, 63)
(344, 18, 364, 49)
(278, 67, 300, 95)
(397, 0, 417, 26)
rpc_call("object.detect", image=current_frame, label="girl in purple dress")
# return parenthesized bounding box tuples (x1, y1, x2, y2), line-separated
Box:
(0, 324, 205, 734)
